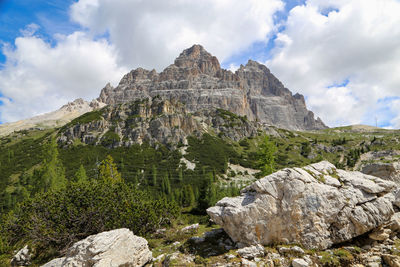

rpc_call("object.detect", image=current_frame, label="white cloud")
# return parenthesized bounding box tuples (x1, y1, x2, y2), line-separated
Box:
(389, 99, 400, 129)
(0, 30, 127, 122)
(70, 0, 284, 70)
(267, 0, 400, 127)
(0, 0, 284, 123)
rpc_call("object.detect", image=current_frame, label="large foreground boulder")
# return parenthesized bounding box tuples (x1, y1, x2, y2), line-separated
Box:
(42, 228, 152, 267)
(207, 161, 398, 249)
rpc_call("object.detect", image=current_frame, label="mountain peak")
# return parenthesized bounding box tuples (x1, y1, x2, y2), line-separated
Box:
(174, 44, 220, 74)
(98, 44, 327, 131)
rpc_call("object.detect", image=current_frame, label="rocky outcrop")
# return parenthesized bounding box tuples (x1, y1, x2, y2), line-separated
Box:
(11, 245, 31, 266)
(58, 97, 262, 147)
(207, 161, 398, 250)
(42, 228, 152, 267)
(98, 44, 326, 131)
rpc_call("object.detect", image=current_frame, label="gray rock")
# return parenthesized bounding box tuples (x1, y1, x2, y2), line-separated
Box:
(237, 244, 265, 259)
(181, 223, 199, 233)
(41, 228, 152, 267)
(41, 258, 65, 267)
(292, 258, 309, 267)
(389, 212, 400, 232)
(383, 254, 400, 267)
(207, 161, 397, 250)
(369, 227, 391, 241)
(241, 258, 257, 267)
(11, 245, 31, 266)
(361, 162, 400, 184)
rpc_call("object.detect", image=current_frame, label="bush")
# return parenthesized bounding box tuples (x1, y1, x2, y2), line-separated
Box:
(2, 179, 179, 257)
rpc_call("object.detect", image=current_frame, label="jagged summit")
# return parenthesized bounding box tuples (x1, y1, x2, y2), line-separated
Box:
(98, 44, 326, 131)
(173, 44, 221, 75)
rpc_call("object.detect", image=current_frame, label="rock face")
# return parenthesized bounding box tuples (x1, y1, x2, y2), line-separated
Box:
(207, 161, 398, 250)
(59, 97, 262, 147)
(361, 162, 400, 184)
(42, 228, 152, 267)
(98, 44, 326, 131)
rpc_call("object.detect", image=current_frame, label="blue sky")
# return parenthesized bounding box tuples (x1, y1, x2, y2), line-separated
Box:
(0, 0, 79, 63)
(1, 0, 400, 128)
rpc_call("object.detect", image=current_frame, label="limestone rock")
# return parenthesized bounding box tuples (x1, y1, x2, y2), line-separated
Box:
(369, 227, 391, 241)
(181, 223, 199, 233)
(237, 244, 265, 259)
(361, 162, 400, 184)
(97, 44, 326, 131)
(292, 258, 309, 267)
(11, 245, 31, 266)
(241, 258, 257, 267)
(389, 212, 400, 232)
(383, 254, 400, 267)
(42, 228, 152, 267)
(59, 98, 262, 147)
(207, 161, 397, 249)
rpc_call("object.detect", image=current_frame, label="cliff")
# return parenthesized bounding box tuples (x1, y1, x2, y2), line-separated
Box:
(98, 44, 326, 131)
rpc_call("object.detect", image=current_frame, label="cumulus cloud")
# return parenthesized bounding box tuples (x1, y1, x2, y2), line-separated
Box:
(0, 0, 284, 123)
(70, 0, 284, 70)
(267, 0, 400, 127)
(0, 29, 127, 122)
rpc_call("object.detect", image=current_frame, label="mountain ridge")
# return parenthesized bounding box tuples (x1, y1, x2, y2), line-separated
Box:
(98, 44, 327, 131)
(0, 44, 326, 137)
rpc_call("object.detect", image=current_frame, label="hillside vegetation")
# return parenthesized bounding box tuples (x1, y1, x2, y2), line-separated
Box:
(0, 107, 399, 264)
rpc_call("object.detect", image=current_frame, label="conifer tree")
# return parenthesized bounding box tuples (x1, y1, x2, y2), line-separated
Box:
(152, 165, 157, 186)
(183, 185, 196, 207)
(257, 136, 277, 176)
(36, 138, 66, 192)
(161, 174, 171, 195)
(98, 155, 122, 182)
(74, 164, 88, 183)
(178, 168, 183, 183)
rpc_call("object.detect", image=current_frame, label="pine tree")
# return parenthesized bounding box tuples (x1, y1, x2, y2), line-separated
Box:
(184, 185, 196, 207)
(198, 172, 217, 211)
(74, 164, 88, 183)
(152, 165, 157, 186)
(178, 168, 183, 183)
(257, 136, 277, 176)
(36, 138, 67, 192)
(161, 174, 171, 195)
(98, 155, 122, 182)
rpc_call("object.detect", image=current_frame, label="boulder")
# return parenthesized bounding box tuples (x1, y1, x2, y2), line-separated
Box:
(292, 258, 309, 267)
(42, 228, 152, 267)
(11, 245, 31, 266)
(237, 244, 265, 259)
(207, 161, 397, 249)
(181, 223, 199, 233)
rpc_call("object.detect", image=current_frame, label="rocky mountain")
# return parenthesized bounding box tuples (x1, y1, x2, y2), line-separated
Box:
(0, 98, 105, 137)
(58, 97, 264, 148)
(98, 44, 326, 131)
